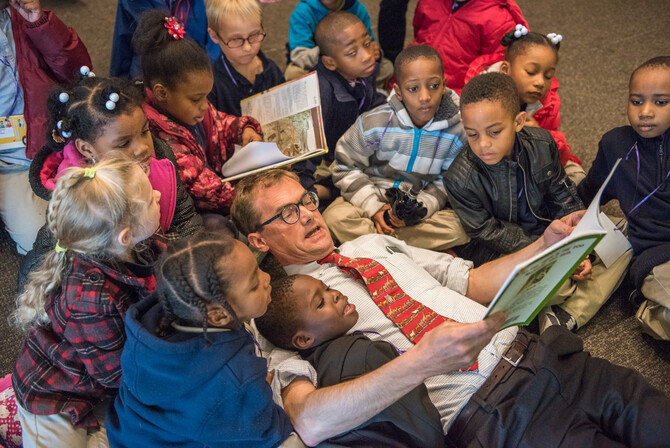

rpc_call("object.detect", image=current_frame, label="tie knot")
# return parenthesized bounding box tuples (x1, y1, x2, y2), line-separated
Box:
(317, 251, 347, 266)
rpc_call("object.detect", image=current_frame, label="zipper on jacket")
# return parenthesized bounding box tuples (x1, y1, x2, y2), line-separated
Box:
(658, 134, 665, 185)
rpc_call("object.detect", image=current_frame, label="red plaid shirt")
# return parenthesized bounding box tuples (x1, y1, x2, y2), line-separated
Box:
(12, 244, 162, 429)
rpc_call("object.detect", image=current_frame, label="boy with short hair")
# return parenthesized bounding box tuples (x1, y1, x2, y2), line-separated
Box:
(445, 72, 631, 331)
(205, 0, 284, 116)
(293, 12, 386, 202)
(285, 0, 392, 84)
(578, 56, 670, 340)
(254, 274, 445, 448)
(324, 45, 469, 251)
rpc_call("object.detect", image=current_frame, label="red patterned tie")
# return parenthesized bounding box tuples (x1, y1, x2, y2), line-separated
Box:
(318, 251, 478, 372)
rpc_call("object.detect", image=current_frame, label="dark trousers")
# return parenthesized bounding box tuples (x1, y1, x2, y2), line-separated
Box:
(377, 0, 410, 63)
(447, 327, 670, 447)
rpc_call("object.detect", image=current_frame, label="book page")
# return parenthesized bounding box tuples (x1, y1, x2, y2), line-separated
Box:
(241, 72, 320, 125)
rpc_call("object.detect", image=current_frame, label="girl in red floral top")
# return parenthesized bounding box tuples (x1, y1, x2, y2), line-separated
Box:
(12, 158, 163, 447)
(134, 10, 263, 215)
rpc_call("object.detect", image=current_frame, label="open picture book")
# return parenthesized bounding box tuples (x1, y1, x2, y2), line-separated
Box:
(483, 159, 627, 330)
(220, 71, 328, 182)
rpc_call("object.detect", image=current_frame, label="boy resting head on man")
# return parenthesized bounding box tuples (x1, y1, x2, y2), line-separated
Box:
(254, 274, 444, 447)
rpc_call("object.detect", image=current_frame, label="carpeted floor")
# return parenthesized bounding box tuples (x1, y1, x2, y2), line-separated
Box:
(1, 0, 669, 396)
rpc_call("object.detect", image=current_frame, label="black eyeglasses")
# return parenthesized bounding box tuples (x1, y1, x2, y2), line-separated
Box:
(256, 191, 319, 231)
(217, 30, 266, 48)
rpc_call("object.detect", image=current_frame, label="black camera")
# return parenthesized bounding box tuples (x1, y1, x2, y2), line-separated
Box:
(383, 187, 427, 227)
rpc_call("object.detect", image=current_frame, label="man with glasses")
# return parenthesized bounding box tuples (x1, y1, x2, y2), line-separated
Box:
(231, 168, 670, 447)
(206, 0, 284, 116)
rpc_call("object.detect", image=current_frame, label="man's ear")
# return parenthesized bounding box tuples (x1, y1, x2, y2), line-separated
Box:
(247, 232, 270, 253)
(321, 55, 338, 72)
(116, 227, 133, 248)
(207, 303, 235, 328)
(292, 331, 315, 350)
(500, 61, 511, 74)
(393, 83, 403, 102)
(515, 111, 526, 131)
(153, 83, 169, 102)
(207, 27, 221, 44)
(74, 138, 97, 162)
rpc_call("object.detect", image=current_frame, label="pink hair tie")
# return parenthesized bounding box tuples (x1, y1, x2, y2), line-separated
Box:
(164, 17, 186, 40)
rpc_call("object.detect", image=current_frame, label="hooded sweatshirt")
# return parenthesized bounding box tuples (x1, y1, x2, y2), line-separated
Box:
(107, 295, 292, 448)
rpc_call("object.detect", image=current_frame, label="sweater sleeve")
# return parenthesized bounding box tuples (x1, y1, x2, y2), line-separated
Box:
(157, 131, 236, 214)
(23, 10, 92, 83)
(288, 3, 317, 51)
(332, 119, 387, 217)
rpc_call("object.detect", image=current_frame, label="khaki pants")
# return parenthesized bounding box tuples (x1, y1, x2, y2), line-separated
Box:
(322, 196, 470, 251)
(16, 398, 110, 448)
(548, 249, 633, 329)
(564, 159, 586, 186)
(0, 164, 48, 254)
(636, 260, 670, 340)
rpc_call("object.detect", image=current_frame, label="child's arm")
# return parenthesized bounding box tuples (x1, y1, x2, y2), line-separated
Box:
(332, 120, 388, 219)
(62, 280, 130, 389)
(206, 105, 263, 172)
(543, 148, 585, 218)
(160, 133, 236, 214)
(577, 136, 615, 206)
(20, 3, 92, 83)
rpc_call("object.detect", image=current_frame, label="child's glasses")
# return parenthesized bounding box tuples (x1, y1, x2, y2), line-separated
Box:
(218, 31, 266, 48)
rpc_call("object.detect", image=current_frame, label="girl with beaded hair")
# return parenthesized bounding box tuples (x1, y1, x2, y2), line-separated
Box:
(20, 69, 203, 290)
(106, 230, 294, 447)
(11, 157, 163, 447)
(463, 25, 586, 185)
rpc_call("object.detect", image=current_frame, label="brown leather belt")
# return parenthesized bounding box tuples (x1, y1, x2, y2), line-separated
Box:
(446, 330, 531, 446)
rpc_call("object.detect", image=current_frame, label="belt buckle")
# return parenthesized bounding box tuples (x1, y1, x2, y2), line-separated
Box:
(502, 341, 524, 367)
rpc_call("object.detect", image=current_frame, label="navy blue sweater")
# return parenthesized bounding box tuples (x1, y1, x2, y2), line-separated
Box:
(578, 126, 670, 286)
(107, 296, 292, 447)
(209, 51, 285, 117)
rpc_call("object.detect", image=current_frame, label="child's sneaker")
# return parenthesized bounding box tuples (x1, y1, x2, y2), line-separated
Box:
(539, 305, 577, 333)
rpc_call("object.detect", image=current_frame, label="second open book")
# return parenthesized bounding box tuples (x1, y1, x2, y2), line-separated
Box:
(483, 158, 630, 330)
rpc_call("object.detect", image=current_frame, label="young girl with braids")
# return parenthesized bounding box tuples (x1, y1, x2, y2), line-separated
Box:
(106, 230, 294, 448)
(464, 25, 586, 184)
(133, 10, 263, 215)
(20, 72, 203, 289)
(12, 158, 163, 447)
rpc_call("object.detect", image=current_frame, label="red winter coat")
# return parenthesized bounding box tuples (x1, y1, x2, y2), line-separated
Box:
(464, 53, 581, 166)
(12, 9, 91, 159)
(143, 91, 262, 214)
(411, 0, 526, 92)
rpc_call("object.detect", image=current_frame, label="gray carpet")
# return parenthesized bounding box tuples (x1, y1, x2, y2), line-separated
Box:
(1, 0, 669, 396)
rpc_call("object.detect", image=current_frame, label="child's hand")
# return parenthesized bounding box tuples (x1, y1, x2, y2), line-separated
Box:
(386, 211, 406, 228)
(571, 258, 593, 281)
(372, 204, 395, 235)
(241, 127, 263, 146)
(370, 41, 381, 62)
(10, 0, 42, 22)
(314, 184, 332, 202)
(524, 115, 540, 128)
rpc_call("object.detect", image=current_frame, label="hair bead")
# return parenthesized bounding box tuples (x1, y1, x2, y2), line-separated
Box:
(514, 24, 528, 38)
(58, 92, 69, 103)
(547, 33, 563, 45)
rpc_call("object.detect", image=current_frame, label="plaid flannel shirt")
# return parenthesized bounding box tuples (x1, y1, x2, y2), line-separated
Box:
(12, 243, 162, 429)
